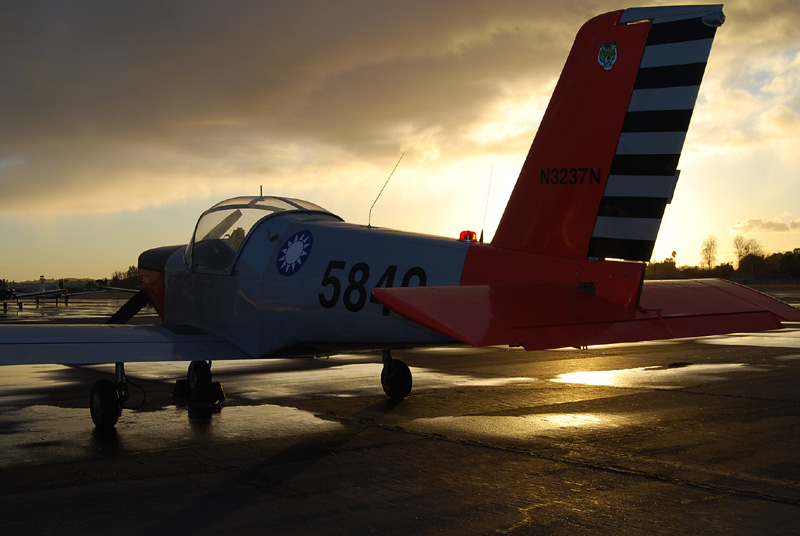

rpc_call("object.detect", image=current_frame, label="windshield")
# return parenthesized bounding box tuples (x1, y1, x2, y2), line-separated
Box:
(185, 196, 333, 272)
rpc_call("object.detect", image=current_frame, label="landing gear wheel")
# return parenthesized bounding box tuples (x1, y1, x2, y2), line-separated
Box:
(176, 361, 225, 403)
(90, 379, 121, 429)
(381, 352, 412, 399)
(188, 360, 212, 389)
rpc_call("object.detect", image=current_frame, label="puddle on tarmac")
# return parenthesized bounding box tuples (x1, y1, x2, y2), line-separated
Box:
(699, 329, 800, 349)
(551, 363, 767, 389)
(74, 359, 536, 401)
(0, 404, 343, 467)
(0, 298, 161, 323)
(229, 363, 537, 400)
(772, 353, 800, 360)
(406, 411, 636, 441)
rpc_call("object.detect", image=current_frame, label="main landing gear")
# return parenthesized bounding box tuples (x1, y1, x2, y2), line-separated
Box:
(89, 353, 407, 428)
(90, 362, 128, 429)
(173, 360, 226, 402)
(381, 350, 412, 399)
(89, 360, 225, 429)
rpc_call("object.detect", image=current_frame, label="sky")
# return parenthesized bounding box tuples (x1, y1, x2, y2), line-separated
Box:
(2, 0, 799, 281)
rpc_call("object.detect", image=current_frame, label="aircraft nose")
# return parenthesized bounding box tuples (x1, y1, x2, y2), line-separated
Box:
(138, 245, 185, 320)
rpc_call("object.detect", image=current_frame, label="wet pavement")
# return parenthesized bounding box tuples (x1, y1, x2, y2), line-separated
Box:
(1, 296, 161, 324)
(1, 303, 800, 534)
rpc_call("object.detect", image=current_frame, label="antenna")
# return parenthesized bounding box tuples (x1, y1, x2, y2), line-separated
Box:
(368, 153, 404, 229)
(479, 165, 493, 243)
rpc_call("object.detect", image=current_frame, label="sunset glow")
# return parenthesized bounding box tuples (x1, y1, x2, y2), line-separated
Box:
(1, 1, 799, 280)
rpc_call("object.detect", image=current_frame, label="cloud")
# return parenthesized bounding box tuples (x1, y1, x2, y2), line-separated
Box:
(2, 0, 799, 220)
(729, 216, 800, 234)
(682, 0, 800, 151)
(1, 0, 595, 214)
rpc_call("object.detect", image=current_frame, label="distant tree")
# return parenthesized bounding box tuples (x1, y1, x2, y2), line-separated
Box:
(780, 250, 800, 282)
(733, 235, 763, 268)
(710, 262, 735, 279)
(645, 257, 680, 279)
(110, 266, 140, 289)
(700, 235, 718, 270)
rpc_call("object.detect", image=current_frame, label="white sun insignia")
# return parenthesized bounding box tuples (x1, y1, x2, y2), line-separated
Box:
(277, 231, 314, 276)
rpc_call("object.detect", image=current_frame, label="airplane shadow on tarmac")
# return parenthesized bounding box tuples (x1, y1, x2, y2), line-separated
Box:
(140, 396, 406, 533)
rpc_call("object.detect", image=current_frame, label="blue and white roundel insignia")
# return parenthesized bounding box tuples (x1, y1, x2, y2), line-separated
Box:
(277, 231, 313, 276)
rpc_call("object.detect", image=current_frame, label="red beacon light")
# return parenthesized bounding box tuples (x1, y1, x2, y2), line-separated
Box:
(459, 230, 478, 242)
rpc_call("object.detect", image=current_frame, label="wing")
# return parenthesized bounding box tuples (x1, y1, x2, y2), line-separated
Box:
(0, 324, 249, 365)
(12, 289, 65, 299)
(373, 279, 800, 351)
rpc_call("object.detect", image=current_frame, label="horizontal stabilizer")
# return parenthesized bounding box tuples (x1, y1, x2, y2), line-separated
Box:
(373, 284, 669, 350)
(373, 279, 800, 351)
(640, 279, 800, 337)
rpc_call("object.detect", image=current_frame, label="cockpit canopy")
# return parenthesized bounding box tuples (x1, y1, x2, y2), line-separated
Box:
(185, 196, 334, 272)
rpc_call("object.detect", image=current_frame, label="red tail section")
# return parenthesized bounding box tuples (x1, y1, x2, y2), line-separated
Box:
(493, 6, 724, 262)
(376, 6, 798, 351)
(373, 6, 800, 354)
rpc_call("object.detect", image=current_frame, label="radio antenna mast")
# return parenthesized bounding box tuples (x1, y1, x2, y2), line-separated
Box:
(368, 152, 404, 229)
(479, 165, 493, 243)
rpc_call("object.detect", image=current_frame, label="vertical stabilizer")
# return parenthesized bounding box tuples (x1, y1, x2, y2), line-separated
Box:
(492, 5, 724, 261)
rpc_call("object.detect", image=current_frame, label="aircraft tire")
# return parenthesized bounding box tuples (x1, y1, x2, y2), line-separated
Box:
(381, 358, 412, 399)
(188, 360, 212, 389)
(90, 379, 120, 429)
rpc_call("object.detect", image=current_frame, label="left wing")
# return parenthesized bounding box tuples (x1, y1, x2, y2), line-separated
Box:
(0, 324, 249, 365)
(10, 289, 65, 300)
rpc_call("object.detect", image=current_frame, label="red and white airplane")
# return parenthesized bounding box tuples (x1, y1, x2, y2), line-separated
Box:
(2, 4, 798, 428)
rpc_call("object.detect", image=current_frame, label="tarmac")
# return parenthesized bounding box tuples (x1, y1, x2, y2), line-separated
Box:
(1, 299, 800, 534)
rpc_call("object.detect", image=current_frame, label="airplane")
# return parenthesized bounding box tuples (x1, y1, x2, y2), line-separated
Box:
(2, 4, 799, 429)
(0, 280, 12, 302)
(1, 275, 66, 310)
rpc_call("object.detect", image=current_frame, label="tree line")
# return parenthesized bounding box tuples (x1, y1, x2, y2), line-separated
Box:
(647, 235, 800, 283)
(110, 266, 140, 287)
(53, 266, 141, 292)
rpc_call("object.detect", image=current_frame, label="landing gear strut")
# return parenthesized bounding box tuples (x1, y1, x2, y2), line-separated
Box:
(90, 362, 128, 429)
(381, 350, 412, 399)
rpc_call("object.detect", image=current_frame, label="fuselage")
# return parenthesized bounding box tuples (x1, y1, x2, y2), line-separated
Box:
(139, 196, 470, 357)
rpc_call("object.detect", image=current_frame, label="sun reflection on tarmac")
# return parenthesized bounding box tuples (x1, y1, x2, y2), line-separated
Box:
(699, 328, 800, 348)
(406, 412, 633, 441)
(551, 363, 766, 389)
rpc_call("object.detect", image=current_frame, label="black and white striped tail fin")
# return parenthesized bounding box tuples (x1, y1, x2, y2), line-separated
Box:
(587, 5, 725, 262)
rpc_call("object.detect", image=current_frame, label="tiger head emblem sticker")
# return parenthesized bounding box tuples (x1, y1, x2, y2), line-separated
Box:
(598, 42, 617, 71)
